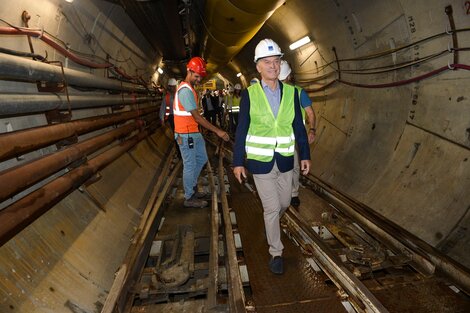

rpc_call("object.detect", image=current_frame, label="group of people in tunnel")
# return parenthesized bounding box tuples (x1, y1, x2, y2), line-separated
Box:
(201, 89, 224, 128)
(159, 38, 316, 275)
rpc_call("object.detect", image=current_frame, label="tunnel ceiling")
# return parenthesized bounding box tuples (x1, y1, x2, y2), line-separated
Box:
(106, 0, 286, 82)
(107, 0, 205, 78)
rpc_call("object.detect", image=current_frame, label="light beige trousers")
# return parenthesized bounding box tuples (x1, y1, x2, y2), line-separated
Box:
(253, 162, 293, 257)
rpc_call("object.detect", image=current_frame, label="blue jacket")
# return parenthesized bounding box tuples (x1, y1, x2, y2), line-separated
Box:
(232, 81, 310, 174)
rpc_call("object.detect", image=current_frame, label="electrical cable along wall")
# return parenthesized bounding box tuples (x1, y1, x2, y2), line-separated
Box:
(300, 28, 470, 91)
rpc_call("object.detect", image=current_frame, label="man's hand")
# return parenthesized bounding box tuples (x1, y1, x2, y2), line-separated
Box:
(217, 129, 230, 142)
(233, 166, 247, 184)
(308, 130, 316, 144)
(300, 160, 311, 176)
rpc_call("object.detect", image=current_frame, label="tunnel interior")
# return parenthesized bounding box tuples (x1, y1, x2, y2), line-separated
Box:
(0, 0, 469, 312)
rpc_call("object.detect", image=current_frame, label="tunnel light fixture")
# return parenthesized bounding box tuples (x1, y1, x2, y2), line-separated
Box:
(236, 72, 242, 78)
(157, 67, 163, 74)
(289, 36, 311, 50)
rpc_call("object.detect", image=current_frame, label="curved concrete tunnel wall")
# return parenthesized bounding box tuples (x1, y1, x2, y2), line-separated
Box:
(0, 0, 168, 312)
(0, 129, 173, 313)
(0, 0, 469, 312)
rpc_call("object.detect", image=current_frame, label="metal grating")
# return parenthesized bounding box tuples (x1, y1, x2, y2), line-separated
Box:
(230, 184, 347, 313)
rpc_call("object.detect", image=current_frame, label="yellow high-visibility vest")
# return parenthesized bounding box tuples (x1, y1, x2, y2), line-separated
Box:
(245, 83, 295, 162)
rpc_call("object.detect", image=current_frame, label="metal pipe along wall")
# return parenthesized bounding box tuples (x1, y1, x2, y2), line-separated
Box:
(0, 53, 147, 93)
(0, 106, 157, 162)
(0, 128, 153, 247)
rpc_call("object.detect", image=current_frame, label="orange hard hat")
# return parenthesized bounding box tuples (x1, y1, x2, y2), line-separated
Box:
(187, 57, 207, 77)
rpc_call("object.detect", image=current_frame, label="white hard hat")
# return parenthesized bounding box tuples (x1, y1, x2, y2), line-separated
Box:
(168, 78, 177, 86)
(254, 39, 284, 62)
(250, 77, 259, 85)
(234, 83, 241, 90)
(278, 60, 292, 81)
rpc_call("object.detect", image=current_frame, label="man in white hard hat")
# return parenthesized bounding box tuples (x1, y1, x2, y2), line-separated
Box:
(159, 77, 178, 132)
(233, 39, 310, 275)
(279, 60, 316, 207)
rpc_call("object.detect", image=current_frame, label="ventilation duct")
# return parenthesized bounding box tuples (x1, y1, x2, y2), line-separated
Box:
(202, 0, 284, 73)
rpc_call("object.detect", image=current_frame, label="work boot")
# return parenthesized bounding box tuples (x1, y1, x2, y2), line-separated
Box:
(290, 196, 300, 207)
(193, 186, 208, 199)
(184, 195, 208, 208)
(269, 256, 284, 275)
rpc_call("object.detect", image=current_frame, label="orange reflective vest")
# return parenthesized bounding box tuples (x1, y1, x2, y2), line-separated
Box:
(173, 81, 199, 133)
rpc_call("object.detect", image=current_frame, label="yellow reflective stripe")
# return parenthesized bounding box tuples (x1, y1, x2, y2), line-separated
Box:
(275, 145, 295, 154)
(276, 137, 291, 144)
(246, 146, 274, 156)
(246, 135, 276, 145)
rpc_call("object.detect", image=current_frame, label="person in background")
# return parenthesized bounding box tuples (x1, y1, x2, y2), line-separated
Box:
(202, 89, 217, 125)
(214, 90, 224, 127)
(279, 60, 316, 207)
(174, 57, 229, 208)
(232, 39, 310, 275)
(159, 78, 178, 131)
(159, 77, 181, 157)
(225, 83, 242, 134)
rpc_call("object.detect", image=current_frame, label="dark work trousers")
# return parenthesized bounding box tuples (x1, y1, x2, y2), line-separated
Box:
(229, 112, 239, 134)
(205, 110, 217, 125)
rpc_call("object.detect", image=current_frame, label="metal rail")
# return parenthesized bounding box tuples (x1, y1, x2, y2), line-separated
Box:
(206, 159, 220, 310)
(218, 141, 247, 313)
(102, 149, 181, 313)
(306, 174, 470, 295)
(285, 208, 390, 313)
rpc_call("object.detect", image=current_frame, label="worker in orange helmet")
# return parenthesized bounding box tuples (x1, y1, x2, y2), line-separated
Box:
(174, 56, 229, 208)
